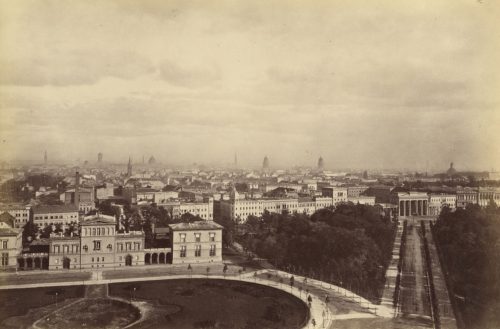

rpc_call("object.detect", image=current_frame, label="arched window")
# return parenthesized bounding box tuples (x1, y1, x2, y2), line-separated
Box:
(83, 245, 88, 252)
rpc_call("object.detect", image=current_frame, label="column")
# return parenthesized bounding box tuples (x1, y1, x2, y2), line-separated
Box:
(424, 200, 427, 216)
(408, 200, 411, 217)
(400, 201, 404, 217)
(420, 200, 423, 216)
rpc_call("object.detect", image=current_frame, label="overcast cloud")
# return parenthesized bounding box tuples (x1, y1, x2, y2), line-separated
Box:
(0, 0, 499, 171)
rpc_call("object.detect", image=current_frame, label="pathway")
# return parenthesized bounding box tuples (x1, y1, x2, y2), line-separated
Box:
(380, 220, 404, 310)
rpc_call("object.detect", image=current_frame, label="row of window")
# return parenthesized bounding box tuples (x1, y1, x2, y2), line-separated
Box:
(179, 232, 216, 243)
(83, 227, 115, 236)
(34, 214, 77, 220)
(179, 245, 216, 257)
(53, 241, 141, 253)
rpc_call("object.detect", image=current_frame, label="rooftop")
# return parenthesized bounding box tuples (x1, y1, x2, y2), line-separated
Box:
(169, 221, 223, 231)
(81, 213, 116, 226)
(33, 204, 78, 214)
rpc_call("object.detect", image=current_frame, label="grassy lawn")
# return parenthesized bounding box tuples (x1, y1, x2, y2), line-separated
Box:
(110, 279, 308, 329)
(0, 285, 85, 322)
(37, 298, 140, 329)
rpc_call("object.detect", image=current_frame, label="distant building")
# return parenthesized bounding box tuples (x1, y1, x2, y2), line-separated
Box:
(347, 196, 376, 205)
(0, 213, 23, 270)
(477, 187, 500, 207)
(0, 204, 31, 228)
(148, 156, 156, 165)
(33, 204, 79, 228)
(262, 156, 270, 171)
(321, 187, 348, 204)
(44, 150, 47, 165)
(428, 194, 457, 216)
(97, 152, 103, 163)
(391, 192, 429, 218)
(169, 221, 223, 264)
(446, 162, 457, 176)
(456, 187, 478, 209)
(346, 186, 369, 198)
(317, 156, 324, 171)
(127, 156, 133, 177)
(220, 188, 334, 222)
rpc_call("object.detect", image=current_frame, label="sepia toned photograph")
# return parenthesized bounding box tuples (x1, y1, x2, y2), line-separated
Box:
(0, 0, 499, 328)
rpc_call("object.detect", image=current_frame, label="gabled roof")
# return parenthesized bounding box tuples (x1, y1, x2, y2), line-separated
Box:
(169, 221, 223, 231)
(0, 212, 15, 228)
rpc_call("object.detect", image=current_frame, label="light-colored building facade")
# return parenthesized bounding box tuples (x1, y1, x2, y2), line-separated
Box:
(170, 221, 223, 265)
(33, 205, 79, 228)
(0, 214, 23, 270)
(456, 187, 478, 209)
(321, 187, 348, 204)
(0, 204, 31, 228)
(60, 188, 95, 214)
(477, 187, 500, 207)
(391, 192, 429, 218)
(347, 186, 369, 198)
(220, 194, 334, 222)
(347, 196, 376, 205)
(428, 194, 457, 216)
(48, 214, 148, 270)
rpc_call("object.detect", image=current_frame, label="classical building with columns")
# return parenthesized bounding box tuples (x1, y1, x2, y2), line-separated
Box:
(391, 192, 429, 218)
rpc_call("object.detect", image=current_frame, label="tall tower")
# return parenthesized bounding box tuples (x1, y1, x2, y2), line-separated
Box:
(317, 156, 324, 171)
(97, 152, 103, 163)
(44, 151, 47, 165)
(127, 156, 133, 177)
(234, 153, 238, 168)
(75, 171, 80, 211)
(262, 156, 270, 171)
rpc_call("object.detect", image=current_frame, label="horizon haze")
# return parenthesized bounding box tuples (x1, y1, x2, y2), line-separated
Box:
(1, 0, 499, 171)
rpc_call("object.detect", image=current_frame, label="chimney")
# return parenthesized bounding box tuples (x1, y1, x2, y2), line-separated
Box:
(75, 171, 80, 211)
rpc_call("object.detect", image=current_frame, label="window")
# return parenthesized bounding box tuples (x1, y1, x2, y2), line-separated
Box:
(195, 233, 201, 242)
(83, 245, 88, 252)
(195, 245, 201, 257)
(209, 233, 215, 242)
(93, 241, 101, 251)
(210, 245, 216, 256)
(2, 241, 7, 249)
(180, 233, 186, 243)
(1, 253, 8, 266)
(180, 245, 187, 258)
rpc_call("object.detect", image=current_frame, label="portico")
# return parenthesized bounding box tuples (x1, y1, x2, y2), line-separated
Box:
(392, 192, 429, 218)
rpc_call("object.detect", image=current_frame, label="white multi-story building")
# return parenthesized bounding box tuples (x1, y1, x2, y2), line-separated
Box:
(477, 187, 500, 207)
(220, 188, 334, 222)
(321, 187, 348, 205)
(428, 194, 457, 216)
(159, 197, 214, 221)
(347, 196, 376, 205)
(0, 204, 31, 228)
(33, 205, 79, 228)
(170, 221, 223, 264)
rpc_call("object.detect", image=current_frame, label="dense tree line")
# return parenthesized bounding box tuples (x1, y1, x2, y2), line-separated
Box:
(433, 204, 500, 329)
(236, 203, 396, 302)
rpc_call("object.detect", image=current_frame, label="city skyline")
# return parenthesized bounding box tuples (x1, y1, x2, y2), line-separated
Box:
(1, 0, 499, 171)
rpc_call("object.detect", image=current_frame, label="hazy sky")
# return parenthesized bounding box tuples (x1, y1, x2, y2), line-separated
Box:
(1, 0, 499, 171)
